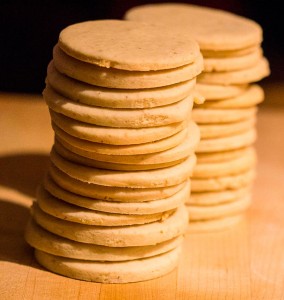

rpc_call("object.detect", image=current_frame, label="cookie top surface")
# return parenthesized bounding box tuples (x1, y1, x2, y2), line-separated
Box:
(58, 20, 200, 71)
(53, 45, 203, 89)
(125, 4, 262, 51)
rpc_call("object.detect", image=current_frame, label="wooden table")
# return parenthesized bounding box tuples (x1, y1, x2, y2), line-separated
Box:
(0, 90, 283, 299)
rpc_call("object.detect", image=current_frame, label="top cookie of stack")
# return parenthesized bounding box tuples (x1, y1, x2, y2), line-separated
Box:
(125, 4, 268, 85)
(27, 20, 204, 283)
(125, 4, 269, 97)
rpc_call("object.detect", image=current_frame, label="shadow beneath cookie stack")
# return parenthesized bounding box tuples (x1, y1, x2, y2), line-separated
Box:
(0, 153, 50, 268)
(0, 153, 50, 198)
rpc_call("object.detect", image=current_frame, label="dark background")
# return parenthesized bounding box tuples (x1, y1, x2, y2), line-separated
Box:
(0, 0, 282, 93)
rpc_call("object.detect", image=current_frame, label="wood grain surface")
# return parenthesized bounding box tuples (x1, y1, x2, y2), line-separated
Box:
(0, 90, 283, 300)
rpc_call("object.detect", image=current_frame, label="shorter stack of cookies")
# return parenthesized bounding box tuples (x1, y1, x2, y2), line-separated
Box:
(25, 20, 204, 282)
(125, 4, 270, 232)
(190, 60, 269, 232)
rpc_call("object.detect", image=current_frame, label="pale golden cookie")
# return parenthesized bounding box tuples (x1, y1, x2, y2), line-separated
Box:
(59, 20, 200, 71)
(55, 121, 200, 165)
(199, 116, 256, 139)
(187, 215, 243, 233)
(48, 165, 186, 202)
(188, 186, 251, 205)
(191, 169, 255, 192)
(53, 45, 204, 89)
(198, 84, 264, 108)
(53, 122, 188, 155)
(187, 194, 251, 220)
(196, 128, 256, 153)
(203, 48, 262, 72)
(32, 204, 189, 246)
(44, 85, 193, 128)
(34, 246, 181, 283)
(26, 219, 183, 261)
(50, 149, 196, 188)
(198, 57, 270, 85)
(196, 83, 248, 100)
(47, 62, 197, 108)
(125, 3, 262, 51)
(37, 185, 174, 226)
(197, 147, 250, 163)
(193, 147, 256, 178)
(54, 140, 185, 171)
(192, 107, 257, 124)
(50, 110, 187, 145)
(44, 175, 190, 215)
(202, 45, 259, 58)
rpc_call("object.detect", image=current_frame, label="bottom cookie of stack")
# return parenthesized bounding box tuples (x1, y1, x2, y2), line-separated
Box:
(26, 199, 188, 283)
(34, 247, 182, 284)
(26, 213, 185, 283)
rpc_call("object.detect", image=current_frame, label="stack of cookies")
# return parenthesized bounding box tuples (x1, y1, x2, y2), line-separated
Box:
(25, 20, 204, 282)
(126, 3, 270, 232)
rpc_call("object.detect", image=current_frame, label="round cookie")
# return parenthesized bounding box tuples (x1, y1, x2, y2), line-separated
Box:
(44, 85, 194, 128)
(50, 149, 196, 188)
(53, 45, 204, 89)
(203, 47, 263, 72)
(192, 107, 257, 124)
(53, 122, 188, 155)
(44, 176, 190, 215)
(58, 20, 200, 71)
(50, 110, 187, 145)
(34, 246, 181, 283)
(125, 3, 262, 51)
(199, 116, 256, 139)
(196, 83, 248, 100)
(32, 204, 189, 247)
(201, 45, 259, 58)
(25, 219, 183, 261)
(191, 169, 255, 192)
(196, 128, 256, 153)
(187, 194, 251, 221)
(187, 214, 243, 233)
(193, 147, 256, 178)
(198, 57, 270, 85)
(36, 185, 174, 226)
(54, 140, 186, 171)
(188, 186, 251, 206)
(47, 62, 197, 109)
(198, 84, 264, 109)
(197, 147, 250, 163)
(55, 121, 200, 165)
(48, 165, 187, 202)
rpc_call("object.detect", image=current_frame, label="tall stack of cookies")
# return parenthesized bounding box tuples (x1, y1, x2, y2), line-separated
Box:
(126, 3, 270, 232)
(25, 20, 204, 282)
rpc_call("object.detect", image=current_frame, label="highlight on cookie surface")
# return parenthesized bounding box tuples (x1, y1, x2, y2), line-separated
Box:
(125, 3, 263, 51)
(58, 19, 201, 71)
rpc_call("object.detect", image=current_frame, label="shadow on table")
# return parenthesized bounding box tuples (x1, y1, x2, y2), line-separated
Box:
(0, 153, 50, 198)
(0, 153, 49, 268)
